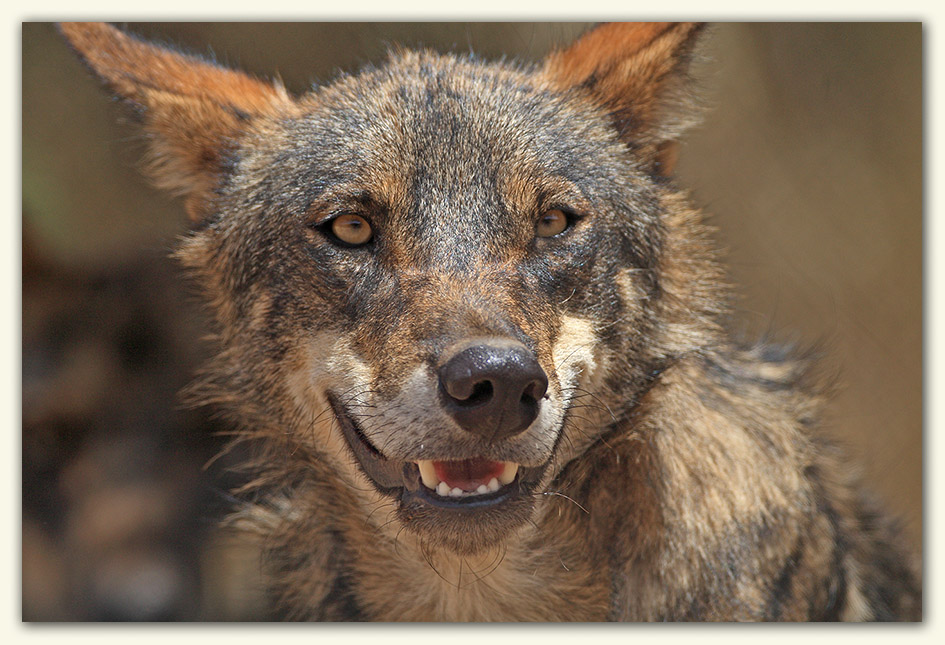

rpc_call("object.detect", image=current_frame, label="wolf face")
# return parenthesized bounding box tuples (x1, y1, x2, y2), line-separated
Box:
(213, 51, 680, 555)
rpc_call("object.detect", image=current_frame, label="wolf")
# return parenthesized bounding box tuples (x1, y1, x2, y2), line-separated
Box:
(59, 22, 920, 621)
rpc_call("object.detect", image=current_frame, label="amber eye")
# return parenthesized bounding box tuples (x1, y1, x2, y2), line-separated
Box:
(329, 214, 373, 246)
(536, 209, 570, 238)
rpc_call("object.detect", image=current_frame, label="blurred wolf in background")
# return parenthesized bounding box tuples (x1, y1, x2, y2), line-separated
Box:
(59, 21, 920, 620)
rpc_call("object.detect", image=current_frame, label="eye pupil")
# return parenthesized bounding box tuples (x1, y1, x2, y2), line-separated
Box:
(536, 209, 570, 238)
(330, 214, 373, 246)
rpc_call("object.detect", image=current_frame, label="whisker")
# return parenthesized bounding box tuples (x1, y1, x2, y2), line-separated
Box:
(541, 490, 589, 514)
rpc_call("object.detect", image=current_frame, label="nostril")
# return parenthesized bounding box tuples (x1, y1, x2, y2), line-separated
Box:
(457, 380, 493, 407)
(442, 370, 495, 406)
(520, 381, 541, 406)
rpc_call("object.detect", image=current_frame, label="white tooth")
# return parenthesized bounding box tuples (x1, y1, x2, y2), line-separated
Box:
(498, 462, 519, 485)
(476, 484, 489, 495)
(450, 487, 464, 497)
(417, 460, 440, 490)
(487, 477, 500, 492)
(437, 482, 451, 496)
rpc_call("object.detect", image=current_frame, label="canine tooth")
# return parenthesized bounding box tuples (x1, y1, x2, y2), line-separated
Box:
(437, 482, 451, 496)
(476, 484, 489, 494)
(417, 460, 440, 490)
(487, 477, 500, 492)
(450, 487, 464, 497)
(498, 462, 519, 485)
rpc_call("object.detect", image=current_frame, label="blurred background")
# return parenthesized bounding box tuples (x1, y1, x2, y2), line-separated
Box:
(21, 22, 922, 620)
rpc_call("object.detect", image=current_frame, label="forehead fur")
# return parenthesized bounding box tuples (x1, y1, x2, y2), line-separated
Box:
(256, 48, 634, 195)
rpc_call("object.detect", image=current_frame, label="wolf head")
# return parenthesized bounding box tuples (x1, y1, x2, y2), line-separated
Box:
(61, 22, 723, 555)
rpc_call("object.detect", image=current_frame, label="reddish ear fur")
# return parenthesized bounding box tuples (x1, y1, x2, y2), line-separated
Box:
(543, 22, 705, 175)
(59, 22, 295, 220)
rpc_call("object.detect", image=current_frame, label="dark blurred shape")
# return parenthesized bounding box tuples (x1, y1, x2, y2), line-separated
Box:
(22, 226, 228, 620)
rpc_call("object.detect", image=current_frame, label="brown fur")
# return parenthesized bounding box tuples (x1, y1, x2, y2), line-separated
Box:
(60, 22, 921, 621)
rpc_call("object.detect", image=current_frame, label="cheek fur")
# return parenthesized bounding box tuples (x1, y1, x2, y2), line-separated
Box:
(283, 333, 373, 451)
(552, 314, 604, 401)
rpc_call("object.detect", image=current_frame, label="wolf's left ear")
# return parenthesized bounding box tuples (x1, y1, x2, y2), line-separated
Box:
(59, 22, 296, 221)
(543, 22, 705, 176)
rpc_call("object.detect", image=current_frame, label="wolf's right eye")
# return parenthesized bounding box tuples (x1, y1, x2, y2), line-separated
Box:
(324, 214, 373, 247)
(536, 209, 571, 238)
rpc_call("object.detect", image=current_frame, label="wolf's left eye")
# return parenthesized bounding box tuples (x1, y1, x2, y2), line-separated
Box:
(329, 214, 373, 246)
(536, 209, 571, 238)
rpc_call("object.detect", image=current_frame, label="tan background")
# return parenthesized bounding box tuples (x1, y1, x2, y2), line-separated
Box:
(22, 22, 922, 619)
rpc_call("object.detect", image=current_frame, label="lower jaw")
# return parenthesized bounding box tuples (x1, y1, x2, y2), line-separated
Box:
(393, 465, 546, 555)
(395, 483, 540, 555)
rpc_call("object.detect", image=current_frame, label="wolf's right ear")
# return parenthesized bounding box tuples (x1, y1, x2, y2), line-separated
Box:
(542, 22, 705, 176)
(59, 22, 296, 221)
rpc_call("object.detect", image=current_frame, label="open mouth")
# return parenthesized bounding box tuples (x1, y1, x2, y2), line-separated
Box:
(327, 395, 546, 509)
(417, 458, 518, 497)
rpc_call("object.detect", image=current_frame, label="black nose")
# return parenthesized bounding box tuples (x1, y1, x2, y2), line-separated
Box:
(438, 339, 548, 442)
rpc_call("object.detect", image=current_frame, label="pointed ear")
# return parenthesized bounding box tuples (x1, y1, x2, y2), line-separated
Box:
(59, 22, 296, 221)
(543, 22, 705, 176)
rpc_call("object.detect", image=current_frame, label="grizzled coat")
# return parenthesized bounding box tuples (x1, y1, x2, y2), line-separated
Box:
(60, 22, 920, 621)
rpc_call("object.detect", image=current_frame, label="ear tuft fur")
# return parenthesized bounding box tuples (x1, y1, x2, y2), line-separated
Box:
(59, 22, 296, 221)
(543, 22, 706, 174)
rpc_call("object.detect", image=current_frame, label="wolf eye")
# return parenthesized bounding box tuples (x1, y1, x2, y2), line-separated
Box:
(536, 209, 571, 238)
(329, 214, 373, 246)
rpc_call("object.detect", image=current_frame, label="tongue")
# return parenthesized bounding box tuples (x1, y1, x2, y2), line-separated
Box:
(434, 458, 505, 492)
